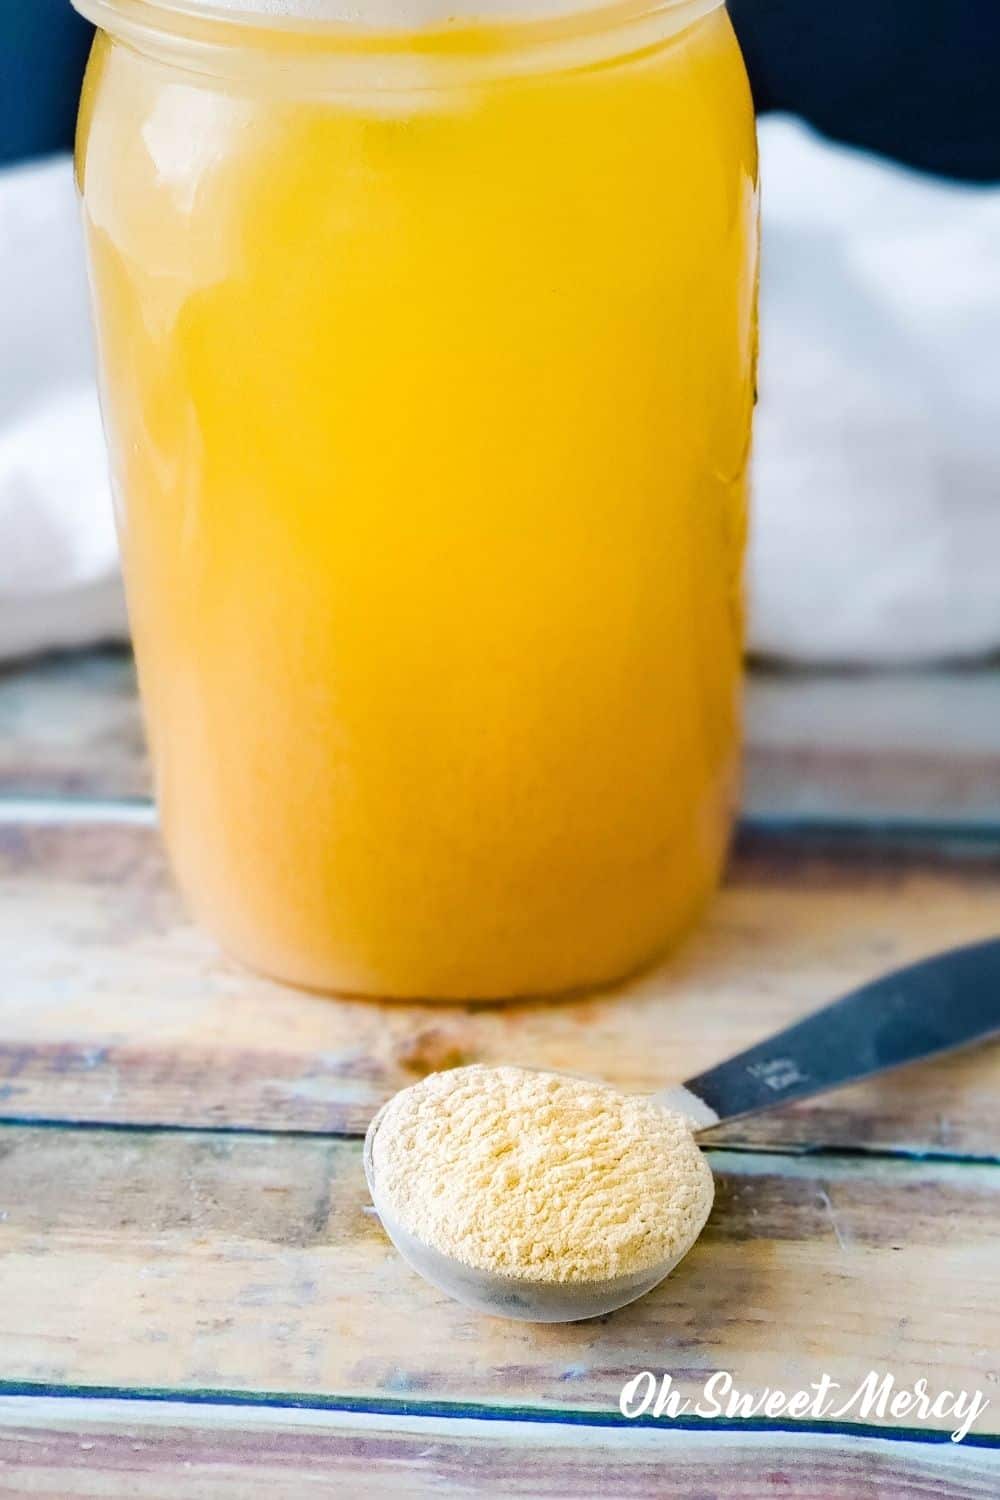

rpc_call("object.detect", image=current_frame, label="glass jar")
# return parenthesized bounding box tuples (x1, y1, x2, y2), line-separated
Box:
(73, 0, 758, 999)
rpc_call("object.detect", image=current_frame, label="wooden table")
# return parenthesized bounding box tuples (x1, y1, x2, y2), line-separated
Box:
(1, 650, 999, 1497)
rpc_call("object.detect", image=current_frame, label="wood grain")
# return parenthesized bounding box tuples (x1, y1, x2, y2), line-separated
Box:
(3, 651, 1000, 826)
(2, 655, 999, 1493)
(1, 1398, 997, 1499)
(0, 651, 149, 802)
(0, 1124, 997, 1438)
(1, 818, 999, 1153)
(744, 669, 1000, 826)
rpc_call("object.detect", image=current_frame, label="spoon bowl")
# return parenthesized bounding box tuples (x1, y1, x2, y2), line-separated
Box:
(363, 1102, 693, 1321)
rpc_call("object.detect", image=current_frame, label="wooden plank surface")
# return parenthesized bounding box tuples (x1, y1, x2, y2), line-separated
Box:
(745, 669, 1000, 826)
(0, 1125, 997, 1440)
(0, 818, 998, 1154)
(0, 652, 149, 802)
(2, 650, 999, 1493)
(1, 1398, 997, 1499)
(3, 650, 1000, 826)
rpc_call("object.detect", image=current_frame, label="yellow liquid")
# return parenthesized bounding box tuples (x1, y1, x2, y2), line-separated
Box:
(77, 5, 758, 998)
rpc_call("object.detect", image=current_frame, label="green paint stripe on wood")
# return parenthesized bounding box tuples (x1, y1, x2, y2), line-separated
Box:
(0, 1380, 996, 1449)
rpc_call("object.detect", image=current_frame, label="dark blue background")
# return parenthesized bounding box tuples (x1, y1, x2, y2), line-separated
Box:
(2, 0, 999, 180)
(729, 0, 1000, 182)
(1, 1, 94, 166)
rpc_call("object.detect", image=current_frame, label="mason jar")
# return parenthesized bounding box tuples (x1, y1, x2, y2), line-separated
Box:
(72, 0, 758, 999)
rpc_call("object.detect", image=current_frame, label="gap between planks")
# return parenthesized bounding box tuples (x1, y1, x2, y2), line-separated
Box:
(0, 1114, 997, 1170)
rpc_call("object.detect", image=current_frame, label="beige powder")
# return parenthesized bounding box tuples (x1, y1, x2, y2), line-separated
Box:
(370, 1064, 714, 1283)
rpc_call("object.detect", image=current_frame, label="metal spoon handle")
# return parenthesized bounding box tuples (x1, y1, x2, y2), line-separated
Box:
(656, 936, 1000, 1129)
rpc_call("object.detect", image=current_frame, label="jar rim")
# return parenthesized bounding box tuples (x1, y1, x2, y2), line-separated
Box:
(72, 0, 725, 57)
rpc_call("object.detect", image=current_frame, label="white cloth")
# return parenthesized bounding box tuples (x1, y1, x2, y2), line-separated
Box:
(751, 116, 1000, 663)
(2, 124, 999, 664)
(0, 154, 126, 660)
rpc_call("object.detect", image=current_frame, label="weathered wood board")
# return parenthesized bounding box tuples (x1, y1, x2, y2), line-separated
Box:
(0, 652, 149, 802)
(1, 649, 999, 1495)
(744, 668, 1000, 825)
(0, 818, 998, 1154)
(1, 1398, 997, 1499)
(0, 1126, 997, 1440)
(3, 650, 1000, 825)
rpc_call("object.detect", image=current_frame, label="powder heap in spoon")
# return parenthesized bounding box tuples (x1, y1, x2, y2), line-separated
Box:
(370, 1064, 714, 1284)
